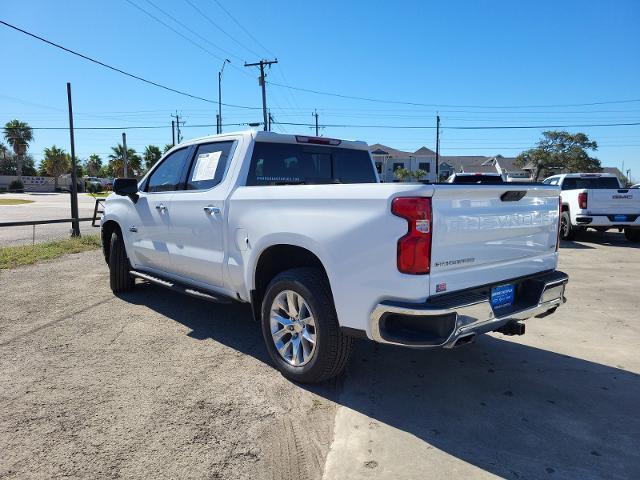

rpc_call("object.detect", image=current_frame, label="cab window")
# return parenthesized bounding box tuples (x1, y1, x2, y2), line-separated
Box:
(146, 148, 190, 192)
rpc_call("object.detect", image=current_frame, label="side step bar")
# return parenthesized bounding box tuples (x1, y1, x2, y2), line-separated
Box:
(129, 270, 233, 304)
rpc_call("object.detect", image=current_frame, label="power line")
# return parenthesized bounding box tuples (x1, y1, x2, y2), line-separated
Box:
(27, 122, 260, 130)
(266, 81, 640, 109)
(124, 0, 231, 62)
(272, 121, 640, 130)
(182, 0, 261, 59)
(24, 120, 640, 131)
(211, 0, 276, 58)
(0, 19, 260, 110)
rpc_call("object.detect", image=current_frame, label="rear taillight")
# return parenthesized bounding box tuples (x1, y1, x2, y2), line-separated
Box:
(578, 192, 588, 209)
(391, 197, 432, 274)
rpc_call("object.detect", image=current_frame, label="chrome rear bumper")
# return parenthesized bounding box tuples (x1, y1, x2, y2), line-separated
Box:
(369, 271, 568, 348)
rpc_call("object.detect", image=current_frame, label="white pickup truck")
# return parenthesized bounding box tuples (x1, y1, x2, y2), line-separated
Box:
(102, 131, 568, 383)
(543, 173, 640, 242)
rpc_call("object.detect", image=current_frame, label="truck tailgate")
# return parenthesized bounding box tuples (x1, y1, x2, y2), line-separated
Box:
(585, 188, 640, 215)
(429, 185, 559, 295)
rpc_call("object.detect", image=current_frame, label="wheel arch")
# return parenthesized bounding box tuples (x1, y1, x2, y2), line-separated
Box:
(101, 220, 121, 263)
(250, 244, 333, 322)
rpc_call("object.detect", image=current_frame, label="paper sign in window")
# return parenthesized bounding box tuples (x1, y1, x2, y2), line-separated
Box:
(192, 151, 221, 181)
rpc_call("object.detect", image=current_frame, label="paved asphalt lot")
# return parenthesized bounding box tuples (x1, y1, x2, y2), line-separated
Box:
(0, 193, 100, 246)
(1, 232, 638, 479)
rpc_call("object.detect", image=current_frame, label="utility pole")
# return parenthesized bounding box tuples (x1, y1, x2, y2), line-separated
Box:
(122, 132, 129, 178)
(218, 59, 230, 134)
(66, 82, 80, 237)
(313, 109, 319, 136)
(171, 112, 182, 143)
(244, 59, 278, 131)
(268, 110, 273, 132)
(171, 120, 175, 146)
(435, 114, 440, 182)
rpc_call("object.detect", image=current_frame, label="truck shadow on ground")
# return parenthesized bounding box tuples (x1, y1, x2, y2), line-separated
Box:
(561, 230, 640, 249)
(119, 284, 640, 480)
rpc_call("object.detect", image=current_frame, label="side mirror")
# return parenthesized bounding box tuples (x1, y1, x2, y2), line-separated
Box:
(113, 178, 139, 202)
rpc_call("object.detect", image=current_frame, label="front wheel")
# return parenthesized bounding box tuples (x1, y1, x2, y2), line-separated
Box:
(260, 268, 352, 383)
(109, 230, 134, 293)
(624, 228, 640, 243)
(560, 211, 577, 241)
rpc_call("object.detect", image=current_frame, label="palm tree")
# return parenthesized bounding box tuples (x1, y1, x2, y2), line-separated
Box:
(3, 120, 34, 179)
(143, 145, 162, 170)
(41, 145, 70, 189)
(85, 154, 103, 176)
(109, 143, 141, 177)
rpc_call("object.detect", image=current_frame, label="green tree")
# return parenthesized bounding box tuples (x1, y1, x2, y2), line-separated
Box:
(73, 156, 85, 178)
(515, 131, 601, 181)
(3, 119, 34, 179)
(143, 145, 162, 170)
(108, 143, 141, 177)
(41, 145, 70, 189)
(394, 167, 428, 182)
(163, 144, 174, 153)
(85, 154, 103, 176)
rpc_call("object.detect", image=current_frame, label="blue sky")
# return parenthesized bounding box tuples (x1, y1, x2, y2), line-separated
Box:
(1, 0, 639, 179)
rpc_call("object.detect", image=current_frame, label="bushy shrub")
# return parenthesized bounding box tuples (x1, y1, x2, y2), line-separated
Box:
(9, 179, 24, 192)
(86, 182, 100, 194)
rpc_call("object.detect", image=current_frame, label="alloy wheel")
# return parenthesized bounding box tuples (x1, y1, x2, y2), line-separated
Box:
(270, 290, 317, 366)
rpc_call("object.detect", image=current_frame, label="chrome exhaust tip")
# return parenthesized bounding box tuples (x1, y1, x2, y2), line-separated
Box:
(452, 333, 476, 348)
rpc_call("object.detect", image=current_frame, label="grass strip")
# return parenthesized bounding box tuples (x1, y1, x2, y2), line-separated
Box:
(0, 235, 101, 269)
(0, 199, 34, 205)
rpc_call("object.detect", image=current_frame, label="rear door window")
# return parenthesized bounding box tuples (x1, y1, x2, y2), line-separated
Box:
(247, 142, 376, 185)
(185, 141, 234, 190)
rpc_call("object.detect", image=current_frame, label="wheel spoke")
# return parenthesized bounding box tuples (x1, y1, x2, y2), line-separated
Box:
(273, 314, 293, 327)
(302, 329, 315, 344)
(300, 313, 315, 327)
(278, 339, 292, 358)
(272, 327, 289, 342)
(291, 336, 302, 365)
(286, 291, 299, 318)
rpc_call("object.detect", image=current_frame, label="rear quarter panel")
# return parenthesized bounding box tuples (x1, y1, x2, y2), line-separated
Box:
(226, 183, 434, 332)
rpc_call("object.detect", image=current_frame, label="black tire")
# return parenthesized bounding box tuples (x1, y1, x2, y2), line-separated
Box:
(109, 230, 134, 293)
(560, 211, 576, 241)
(624, 228, 640, 243)
(260, 267, 352, 383)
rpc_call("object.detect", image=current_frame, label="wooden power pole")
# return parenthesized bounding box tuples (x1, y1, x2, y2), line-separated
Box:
(244, 59, 278, 131)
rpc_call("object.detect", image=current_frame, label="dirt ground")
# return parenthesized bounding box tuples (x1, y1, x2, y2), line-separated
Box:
(0, 250, 337, 480)
(1, 230, 639, 479)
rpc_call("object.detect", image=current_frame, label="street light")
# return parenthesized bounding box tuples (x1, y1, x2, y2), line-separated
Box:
(218, 59, 231, 134)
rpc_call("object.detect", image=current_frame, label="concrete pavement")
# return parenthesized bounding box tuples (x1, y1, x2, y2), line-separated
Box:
(0, 192, 101, 245)
(323, 232, 640, 480)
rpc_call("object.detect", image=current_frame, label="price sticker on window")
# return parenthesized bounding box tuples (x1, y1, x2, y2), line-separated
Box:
(192, 151, 221, 181)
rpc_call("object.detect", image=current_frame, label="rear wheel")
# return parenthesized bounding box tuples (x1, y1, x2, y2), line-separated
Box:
(560, 211, 577, 241)
(624, 228, 640, 243)
(260, 267, 352, 383)
(109, 230, 134, 293)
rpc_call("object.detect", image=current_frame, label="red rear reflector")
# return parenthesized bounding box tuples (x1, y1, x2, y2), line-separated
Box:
(391, 197, 432, 274)
(578, 192, 588, 209)
(295, 135, 341, 146)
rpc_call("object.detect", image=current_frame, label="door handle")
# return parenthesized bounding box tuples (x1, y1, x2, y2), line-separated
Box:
(155, 203, 167, 212)
(203, 205, 221, 215)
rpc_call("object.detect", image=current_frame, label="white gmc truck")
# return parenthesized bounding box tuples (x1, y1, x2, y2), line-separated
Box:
(101, 131, 568, 383)
(543, 173, 640, 242)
